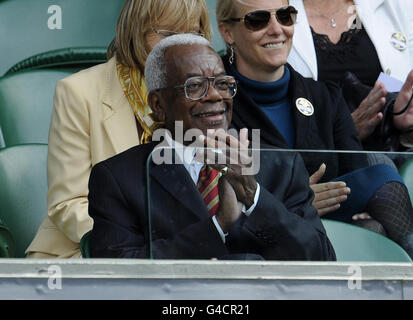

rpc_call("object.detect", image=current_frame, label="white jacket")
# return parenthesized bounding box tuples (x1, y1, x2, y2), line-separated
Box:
(288, 0, 413, 82)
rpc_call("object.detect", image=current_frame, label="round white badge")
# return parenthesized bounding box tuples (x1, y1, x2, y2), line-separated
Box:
(296, 98, 314, 116)
(391, 32, 407, 51)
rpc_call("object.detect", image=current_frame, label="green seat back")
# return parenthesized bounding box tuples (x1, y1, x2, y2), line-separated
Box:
(0, 0, 124, 76)
(0, 68, 74, 147)
(322, 219, 412, 262)
(80, 231, 92, 258)
(5, 47, 108, 76)
(0, 144, 48, 257)
(0, 218, 15, 258)
(83, 216, 413, 262)
(400, 157, 413, 202)
(206, 0, 226, 55)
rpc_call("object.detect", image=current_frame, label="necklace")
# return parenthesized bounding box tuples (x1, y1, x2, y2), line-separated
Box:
(308, 0, 347, 28)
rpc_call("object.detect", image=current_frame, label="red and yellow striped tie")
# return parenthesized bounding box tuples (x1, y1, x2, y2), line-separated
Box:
(197, 166, 220, 216)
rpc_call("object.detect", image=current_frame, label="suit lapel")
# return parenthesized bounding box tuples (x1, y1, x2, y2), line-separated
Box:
(149, 160, 209, 221)
(287, 66, 312, 149)
(101, 57, 140, 154)
(234, 88, 288, 148)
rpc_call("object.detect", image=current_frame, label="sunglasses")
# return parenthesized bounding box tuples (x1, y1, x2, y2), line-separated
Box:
(225, 5, 298, 31)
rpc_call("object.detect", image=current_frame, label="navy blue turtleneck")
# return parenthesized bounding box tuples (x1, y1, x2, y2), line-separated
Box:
(230, 65, 295, 148)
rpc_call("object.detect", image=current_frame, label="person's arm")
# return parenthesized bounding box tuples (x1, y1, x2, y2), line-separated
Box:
(351, 81, 387, 140)
(309, 163, 350, 216)
(231, 153, 336, 261)
(393, 70, 413, 133)
(88, 162, 230, 259)
(330, 85, 368, 174)
(199, 130, 335, 261)
(302, 84, 365, 215)
(47, 78, 93, 243)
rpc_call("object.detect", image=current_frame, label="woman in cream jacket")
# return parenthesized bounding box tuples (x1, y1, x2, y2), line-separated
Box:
(26, 0, 211, 258)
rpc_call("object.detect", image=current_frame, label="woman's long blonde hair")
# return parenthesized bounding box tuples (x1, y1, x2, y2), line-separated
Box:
(108, 0, 212, 74)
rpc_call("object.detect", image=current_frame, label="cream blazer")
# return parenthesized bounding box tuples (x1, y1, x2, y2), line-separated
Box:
(288, 0, 413, 82)
(26, 57, 140, 258)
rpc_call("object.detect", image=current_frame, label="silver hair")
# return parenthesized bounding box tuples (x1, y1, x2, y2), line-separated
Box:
(145, 34, 213, 93)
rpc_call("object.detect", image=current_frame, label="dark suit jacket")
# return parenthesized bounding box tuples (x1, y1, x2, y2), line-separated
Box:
(224, 58, 369, 182)
(89, 142, 336, 261)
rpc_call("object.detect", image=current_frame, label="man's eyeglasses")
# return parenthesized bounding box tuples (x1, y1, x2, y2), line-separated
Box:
(224, 5, 298, 31)
(156, 75, 237, 101)
(151, 27, 205, 38)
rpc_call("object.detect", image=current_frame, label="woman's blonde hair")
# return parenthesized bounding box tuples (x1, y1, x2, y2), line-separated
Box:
(108, 0, 212, 74)
(216, 0, 239, 23)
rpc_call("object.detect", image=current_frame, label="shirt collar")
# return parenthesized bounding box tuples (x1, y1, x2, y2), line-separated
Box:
(164, 131, 203, 170)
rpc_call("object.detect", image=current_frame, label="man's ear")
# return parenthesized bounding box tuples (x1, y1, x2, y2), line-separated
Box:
(218, 21, 235, 46)
(148, 92, 166, 122)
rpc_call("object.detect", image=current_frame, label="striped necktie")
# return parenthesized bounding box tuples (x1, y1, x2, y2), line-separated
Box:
(197, 166, 220, 216)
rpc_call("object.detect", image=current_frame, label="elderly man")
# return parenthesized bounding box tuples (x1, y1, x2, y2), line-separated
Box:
(88, 34, 335, 260)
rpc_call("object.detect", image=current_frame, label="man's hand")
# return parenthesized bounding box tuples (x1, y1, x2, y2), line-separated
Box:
(393, 70, 413, 132)
(309, 164, 351, 216)
(211, 128, 255, 232)
(214, 177, 243, 232)
(351, 81, 387, 140)
(199, 128, 257, 208)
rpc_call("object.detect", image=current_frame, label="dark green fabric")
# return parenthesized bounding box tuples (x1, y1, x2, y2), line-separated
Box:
(0, 218, 15, 258)
(400, 157, 413, 202)
(80, 231, 91, 258)
(0, 144, 47, 258)
(0, 128, 4, 149)
(0, 0, 124, 76)
(322, 219, 412, 262)
(5, 47, 107, 75)
(0, 68, 74, 147)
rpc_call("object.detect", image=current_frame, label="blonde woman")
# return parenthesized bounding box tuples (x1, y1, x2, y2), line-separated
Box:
(26, 0, 211, 259)
(216, 0, 413, 257)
